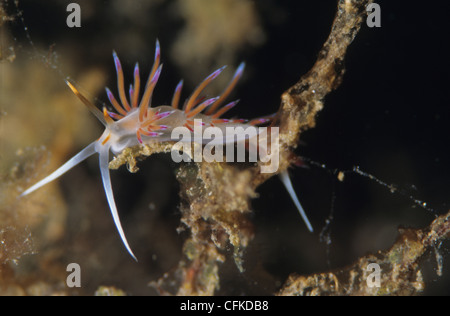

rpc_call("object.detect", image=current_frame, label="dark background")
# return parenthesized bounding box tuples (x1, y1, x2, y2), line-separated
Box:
(4, 0, 450, 295)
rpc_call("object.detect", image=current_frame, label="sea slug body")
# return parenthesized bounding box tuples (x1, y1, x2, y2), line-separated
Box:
(21, 40, 312, 260)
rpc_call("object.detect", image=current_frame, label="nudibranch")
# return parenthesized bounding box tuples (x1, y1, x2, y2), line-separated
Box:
(21, 40, 312, 261)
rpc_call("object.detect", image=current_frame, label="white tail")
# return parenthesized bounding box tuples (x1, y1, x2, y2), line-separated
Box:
(279, 170, 313, 232)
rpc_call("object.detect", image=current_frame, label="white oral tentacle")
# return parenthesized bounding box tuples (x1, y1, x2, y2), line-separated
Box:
(21, 142, 97, 197)
(279, 170, 314, 232)
(98, 145, 138, 261)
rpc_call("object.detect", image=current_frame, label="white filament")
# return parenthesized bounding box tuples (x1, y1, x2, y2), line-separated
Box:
(20, 142, 96, 197)
(279, 170, 314, 232)
(21, 140, 137, 261)
(98, 146, 137, 261)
